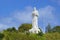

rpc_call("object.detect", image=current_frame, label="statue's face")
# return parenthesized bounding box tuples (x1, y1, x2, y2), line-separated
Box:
(32, 7, 39, 17)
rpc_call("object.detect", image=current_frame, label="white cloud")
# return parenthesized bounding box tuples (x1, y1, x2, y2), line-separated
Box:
(0, 17, 18, 30)
(0, 24, 8, 30)
(50, 0, 60, 6)
(38, 5, 58, 32)
(0, 17, 13, 24)
(0, 6, 33, 30)
(0, 23, 17, 31)
(13, 6, 33, 23)
(39, 5, 57, 25)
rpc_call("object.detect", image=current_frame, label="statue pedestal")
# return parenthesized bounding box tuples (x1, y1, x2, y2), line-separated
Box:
(29, 27, 40, 34)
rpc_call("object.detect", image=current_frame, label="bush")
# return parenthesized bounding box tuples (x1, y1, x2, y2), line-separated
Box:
(3, 32, 46, 40)
(18, 23, 32, 32)
(45, 32, 60, 40)
(38, 32, 43, 36)
(0, 33, 4, 40)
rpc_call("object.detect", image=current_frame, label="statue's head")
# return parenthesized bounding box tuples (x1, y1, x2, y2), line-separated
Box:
(32, 7, 39, 17)
(34, 7, 36, 11)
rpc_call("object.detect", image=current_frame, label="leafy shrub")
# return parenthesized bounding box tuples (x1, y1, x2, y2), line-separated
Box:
(3, 32, 45, 40)
(45, 32, 60, 40)
(18, 23, 32, 32)
(0, 33, 4, 40)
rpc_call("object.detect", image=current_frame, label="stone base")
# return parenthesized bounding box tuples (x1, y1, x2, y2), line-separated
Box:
(29, 27, 40, 34)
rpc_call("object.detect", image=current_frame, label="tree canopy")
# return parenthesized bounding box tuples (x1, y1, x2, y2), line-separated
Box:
(51, 26, 60, 33)
(45, 24, 51, 33)
(0, 23, 60, 40)
(6, 27, 16, 32)
(18, 23, 32, 32)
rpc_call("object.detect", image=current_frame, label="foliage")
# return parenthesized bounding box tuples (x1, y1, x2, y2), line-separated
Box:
(45, 24, 52, 33)
(0, 33, 4, 40)
(51, 26, 60, 33)
(18, 23, 32, 32)
(2, 31, 60, 40)
(38, 28, 43, 36)
(38, 31, 43, 36)
(2, 32, 45, 40)
(0, 23, 60, 40)
(6, 27, 17, 32)
(45, 32, 60, 40)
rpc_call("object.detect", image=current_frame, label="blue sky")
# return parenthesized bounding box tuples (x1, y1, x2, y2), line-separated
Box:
(0, 0, 60, 32)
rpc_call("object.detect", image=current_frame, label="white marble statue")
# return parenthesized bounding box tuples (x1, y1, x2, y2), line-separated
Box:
(29, 7, 40, 34)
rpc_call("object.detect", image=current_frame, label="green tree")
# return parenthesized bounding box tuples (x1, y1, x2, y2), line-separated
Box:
(45, 24, 51, 33)
(51, 26, 60, 33)
(18, 23, 32, 32)
(6, 27, 16, 32)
